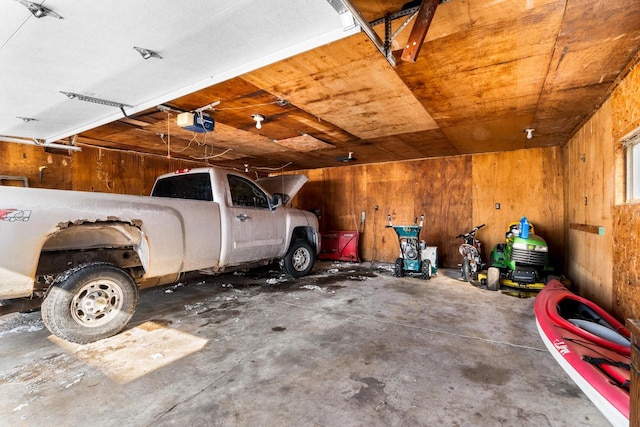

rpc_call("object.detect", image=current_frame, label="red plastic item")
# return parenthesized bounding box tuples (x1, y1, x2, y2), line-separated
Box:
(319, 231, 360, 262)
(534, 279, 630, 425)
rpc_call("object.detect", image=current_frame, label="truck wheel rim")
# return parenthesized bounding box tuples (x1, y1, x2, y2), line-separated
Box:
(292, 247, 310, 271)
(71, 279, 124, 327)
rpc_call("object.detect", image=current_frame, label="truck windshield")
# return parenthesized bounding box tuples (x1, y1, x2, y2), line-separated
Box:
(151, 173, 213, 201)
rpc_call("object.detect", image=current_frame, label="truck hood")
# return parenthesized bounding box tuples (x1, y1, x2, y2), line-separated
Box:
(256, 175, 308, 202)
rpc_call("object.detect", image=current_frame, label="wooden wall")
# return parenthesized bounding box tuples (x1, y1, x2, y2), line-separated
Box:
(0, 144, 197, 195)
(293, 146, 564, 269)
(611, 64, 640, 322)
(71, 147, 194, 194)
(472, 148, 565, 270)
(0, 143, 72, 189)
(294, 156, 472, 268)
(563, 101, 615, 309)
(561, 63, 640, 321)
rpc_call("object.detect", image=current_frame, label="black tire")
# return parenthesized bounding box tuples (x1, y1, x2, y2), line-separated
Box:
(41, 263, 138, 344)
(394, 258, 404, 277)
(282, 240, 315, 278)
(462, 258, 471, 282)
(487, 267, 500, 291)
(421, 259, 432, 280)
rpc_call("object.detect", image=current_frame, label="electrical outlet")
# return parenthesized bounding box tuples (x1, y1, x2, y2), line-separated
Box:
(495, 203, 500, 210)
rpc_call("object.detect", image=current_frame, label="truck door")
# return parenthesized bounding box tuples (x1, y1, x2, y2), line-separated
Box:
(226, 174, 285, 264)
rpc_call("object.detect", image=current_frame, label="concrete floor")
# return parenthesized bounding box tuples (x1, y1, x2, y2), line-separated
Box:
(0, 262, 608, 426)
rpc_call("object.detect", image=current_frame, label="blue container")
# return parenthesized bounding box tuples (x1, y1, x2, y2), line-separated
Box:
(520, 216, 530, 239)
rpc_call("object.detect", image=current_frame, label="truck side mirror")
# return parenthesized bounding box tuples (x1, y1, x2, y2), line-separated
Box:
(270, 193, 290, 209)
(271, 194, 283, 209)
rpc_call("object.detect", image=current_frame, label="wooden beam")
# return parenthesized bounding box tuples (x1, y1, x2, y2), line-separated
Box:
(569, 223, 605, 235)
(401, 0, 439, 63)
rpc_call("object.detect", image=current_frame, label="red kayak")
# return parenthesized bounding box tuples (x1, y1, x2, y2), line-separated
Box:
(534, 279, 630, 427)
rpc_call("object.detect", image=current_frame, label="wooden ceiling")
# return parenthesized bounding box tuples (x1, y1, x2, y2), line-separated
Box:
(76, 0, 640, 171)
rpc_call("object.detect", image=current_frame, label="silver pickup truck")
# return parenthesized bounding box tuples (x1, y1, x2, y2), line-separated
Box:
(0, 167, 319, 343)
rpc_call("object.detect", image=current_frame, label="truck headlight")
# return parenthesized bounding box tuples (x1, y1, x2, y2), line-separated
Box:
(513, 242, 548, 252)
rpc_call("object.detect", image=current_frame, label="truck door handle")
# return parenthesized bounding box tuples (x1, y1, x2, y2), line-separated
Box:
(235, 214, 250, 222)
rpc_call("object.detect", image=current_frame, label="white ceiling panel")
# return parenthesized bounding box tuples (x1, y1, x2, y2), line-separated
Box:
(0, 0, 359, 143)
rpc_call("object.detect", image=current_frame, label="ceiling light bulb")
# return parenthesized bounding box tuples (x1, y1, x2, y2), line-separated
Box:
(252, 114, 264, 130)
(524, 128, 534, 139)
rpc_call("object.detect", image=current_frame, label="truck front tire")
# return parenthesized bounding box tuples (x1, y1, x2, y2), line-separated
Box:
(282, 240, 315, 278)
(41, 263, 138, 344)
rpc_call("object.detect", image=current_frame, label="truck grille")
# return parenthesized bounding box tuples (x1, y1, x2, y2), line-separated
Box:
(512, 248, 547, 266)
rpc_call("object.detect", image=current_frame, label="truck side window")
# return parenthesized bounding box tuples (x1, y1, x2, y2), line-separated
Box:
(228, 175, 269, 208)
(151, 173, 213, 201)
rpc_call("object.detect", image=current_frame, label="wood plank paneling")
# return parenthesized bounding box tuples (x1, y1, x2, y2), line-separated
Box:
(72, 147, 195, 194)
(613, 204, 640, 321)
(612, 60, 640, 141)
(413, 156, 472, 268)
(0, 143, 72, 189)
(0, 144, 201, 195)
(243, 32, 438, 141)
(293, 158, 472, 268)
(560, 65, 640, 323)
(610, 63, 640, 322)
(563, 100, 615, 310)
(368, 129, 459, 158)
(472, 147, 564, 269)
(293, 148, 561, 269)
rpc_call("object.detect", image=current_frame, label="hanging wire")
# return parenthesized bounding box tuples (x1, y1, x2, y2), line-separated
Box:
(254, 162, 292, 171)
(166, 112, 171, 158)
(190, 148, 233, 160)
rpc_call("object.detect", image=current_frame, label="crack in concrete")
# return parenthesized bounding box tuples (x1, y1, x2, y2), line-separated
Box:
(147, 336, 271, 425)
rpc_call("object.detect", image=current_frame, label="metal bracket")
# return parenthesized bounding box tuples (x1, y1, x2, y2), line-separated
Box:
(0, 175, 29, 187)
(328, 0, 396, 66)
(369, 0, 448, 64)
(60, 91, 132, 118)
(370, 6, 421, 27)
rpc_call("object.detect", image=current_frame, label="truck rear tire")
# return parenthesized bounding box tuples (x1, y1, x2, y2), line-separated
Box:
(41, 263, 138, 344)
(283, 240, 315, 278)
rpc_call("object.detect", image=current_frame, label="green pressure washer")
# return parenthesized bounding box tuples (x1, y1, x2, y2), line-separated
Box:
(386, 214, 437, 279)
